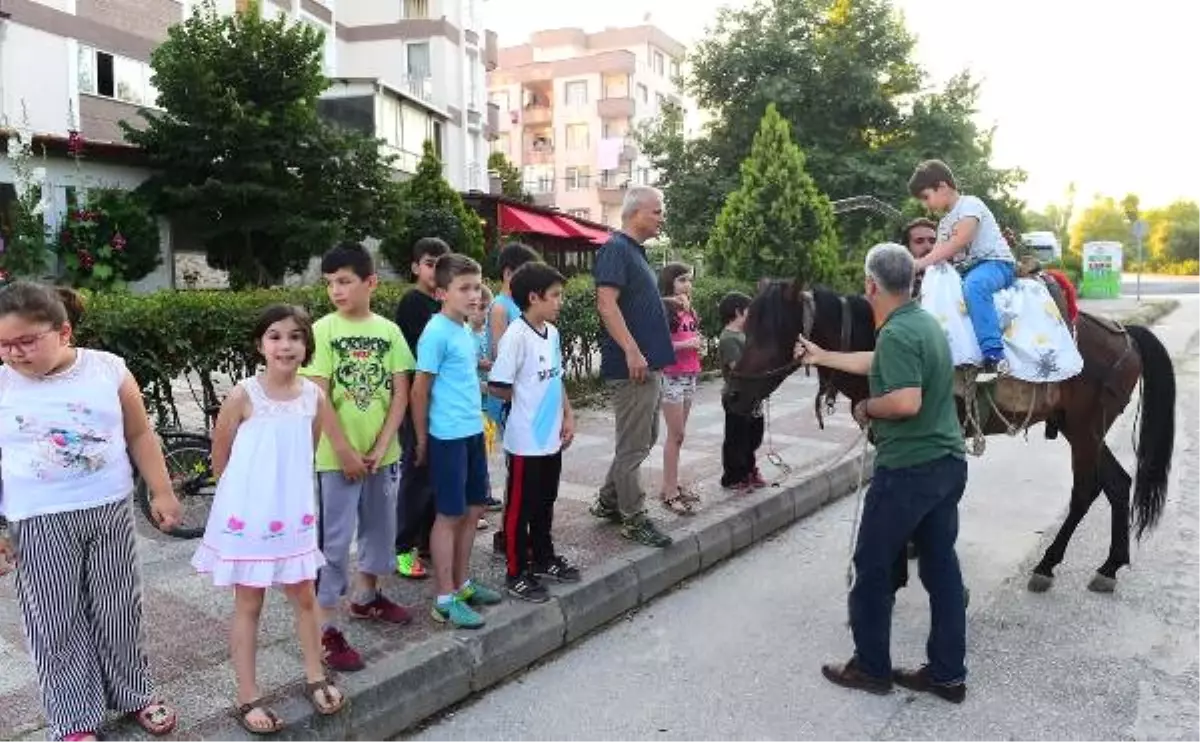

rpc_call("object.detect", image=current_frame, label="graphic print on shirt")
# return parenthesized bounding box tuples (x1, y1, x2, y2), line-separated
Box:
(331, 336, 394, 412)
(16, 403, 111, 480)
(532, 337, 563, 449)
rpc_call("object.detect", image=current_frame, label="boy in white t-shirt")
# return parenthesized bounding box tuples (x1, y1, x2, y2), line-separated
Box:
(487, 262, 580, 602)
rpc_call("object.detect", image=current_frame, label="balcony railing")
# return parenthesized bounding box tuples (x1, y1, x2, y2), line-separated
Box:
(522, 106, 553, 126)
(398, 74, 436, 106)
(465, 161, 486, 192)
(523, 141, 555, 165)
(597, 97, 635, 119)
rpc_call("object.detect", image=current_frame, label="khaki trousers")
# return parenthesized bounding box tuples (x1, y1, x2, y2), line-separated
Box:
(598, 373, 662, 519)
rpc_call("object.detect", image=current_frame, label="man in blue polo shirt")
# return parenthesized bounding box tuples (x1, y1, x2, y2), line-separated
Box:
(590, 185, 676, 548)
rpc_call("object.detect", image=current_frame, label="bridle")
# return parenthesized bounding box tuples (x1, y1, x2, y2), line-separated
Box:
(729, 290, 854, 387)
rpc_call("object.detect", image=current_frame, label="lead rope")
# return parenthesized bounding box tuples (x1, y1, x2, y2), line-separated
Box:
(762, 397, 793, 482)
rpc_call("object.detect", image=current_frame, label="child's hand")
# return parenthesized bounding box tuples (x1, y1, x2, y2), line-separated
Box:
(150, 491, 183, 532)
(366, 440, 391, 473)
(478, 357, 493, 372)
(560, 415, 576, 450)
(339, 450, 368, 481)
(0, 536, 15, 576)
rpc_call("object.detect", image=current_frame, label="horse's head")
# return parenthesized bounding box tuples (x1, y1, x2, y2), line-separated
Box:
(726, 279, 876, 417)
(724, 278, 812, 415)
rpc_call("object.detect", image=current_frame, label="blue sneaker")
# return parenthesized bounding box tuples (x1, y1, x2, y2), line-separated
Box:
(457, 580, 503, 606)
(431, 597, 484, 629)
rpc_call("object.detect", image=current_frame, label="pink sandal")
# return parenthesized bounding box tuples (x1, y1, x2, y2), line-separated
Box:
(127, 701, 178, 736)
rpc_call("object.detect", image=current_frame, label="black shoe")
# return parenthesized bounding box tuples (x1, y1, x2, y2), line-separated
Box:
(533, 555, 581, 583)
(893, 666, 967, 704)
(821, 657, 893, 695)
(505, 573, 549, 603)
(484, 496, 503, 513)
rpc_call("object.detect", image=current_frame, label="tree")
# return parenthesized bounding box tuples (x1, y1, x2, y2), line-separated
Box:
(1069, 196, 1131, 259)
(705, 104, 840, 286)
(487, 151, 529, 202)
(380, 140, 486, 273)
(638, 0, 1025, 256)
(1144, 200, 1199, 264)
(123, 0, 396, 288)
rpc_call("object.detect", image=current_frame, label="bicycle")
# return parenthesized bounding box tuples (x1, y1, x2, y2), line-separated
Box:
(133, 401, 222, 540)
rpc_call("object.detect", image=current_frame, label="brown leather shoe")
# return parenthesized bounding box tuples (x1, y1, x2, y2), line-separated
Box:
(893, 665, 967, 704)
(821, 657, 893, 695)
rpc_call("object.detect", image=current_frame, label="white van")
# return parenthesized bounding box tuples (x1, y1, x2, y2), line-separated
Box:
(1022, 231, 1062, 263)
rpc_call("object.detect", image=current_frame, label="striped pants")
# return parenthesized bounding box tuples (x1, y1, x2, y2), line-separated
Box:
(10, 499, 154, 740)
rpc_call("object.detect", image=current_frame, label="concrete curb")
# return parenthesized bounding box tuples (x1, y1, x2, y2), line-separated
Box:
(173, 450, 875, 741)
(1116, 298, 1180, 327)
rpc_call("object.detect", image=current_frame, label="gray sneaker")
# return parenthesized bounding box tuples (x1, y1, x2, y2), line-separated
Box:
(621, 514, 673, 548)
(589, 498, 622, 523)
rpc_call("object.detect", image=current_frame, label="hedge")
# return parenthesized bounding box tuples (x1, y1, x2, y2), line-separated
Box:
(74, 275, 754, 427)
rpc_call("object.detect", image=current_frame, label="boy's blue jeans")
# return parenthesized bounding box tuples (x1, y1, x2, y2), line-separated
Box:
(962, 260, 1016, 360)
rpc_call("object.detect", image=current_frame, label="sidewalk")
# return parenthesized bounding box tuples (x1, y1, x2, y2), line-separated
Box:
(0, 297, 1176, 740)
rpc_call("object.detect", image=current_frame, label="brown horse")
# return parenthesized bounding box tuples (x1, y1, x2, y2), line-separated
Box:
(725, 280, 1176, 593)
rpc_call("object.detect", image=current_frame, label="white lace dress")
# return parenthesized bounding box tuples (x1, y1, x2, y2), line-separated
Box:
(192, 377, 326, 587)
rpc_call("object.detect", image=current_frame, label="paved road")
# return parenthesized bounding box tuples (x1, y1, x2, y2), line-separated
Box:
(411, 297, 1198, 741)
(1122, 274, 1198, 296)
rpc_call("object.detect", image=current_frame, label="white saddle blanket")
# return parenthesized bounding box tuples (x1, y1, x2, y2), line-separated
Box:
(919, 263, 1083, 383)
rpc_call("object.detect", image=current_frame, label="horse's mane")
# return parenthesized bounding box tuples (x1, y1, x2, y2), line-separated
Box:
(745, 279, 798, 342)
(810, 286, 876, 351)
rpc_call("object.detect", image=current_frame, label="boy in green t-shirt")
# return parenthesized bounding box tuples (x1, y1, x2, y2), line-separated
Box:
(301, 242, 415, 672)
(716, 291, 765, 491)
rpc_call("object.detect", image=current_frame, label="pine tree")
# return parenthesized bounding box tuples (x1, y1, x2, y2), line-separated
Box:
(706, 104, 840, 285)
(380, 141, 486, 273)
(487, 151, 529, 203)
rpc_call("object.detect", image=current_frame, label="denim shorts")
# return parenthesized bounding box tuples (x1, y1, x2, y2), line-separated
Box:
(429, 434, 490, 517)
(660, 373, 698, 405)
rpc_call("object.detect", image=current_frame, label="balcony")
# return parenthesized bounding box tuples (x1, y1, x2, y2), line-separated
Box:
(397, 75, 436, 107)
(523, 143, 555, 165)
(618, 138, 638, 162)
(525, 178, 556, 208)
(597, 97, 636, 119)
(522, 106, 553, 126)
(596, 177, 627, 206)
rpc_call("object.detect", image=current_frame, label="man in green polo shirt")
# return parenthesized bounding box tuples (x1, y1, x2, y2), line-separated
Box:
(796, 242, 969, 704)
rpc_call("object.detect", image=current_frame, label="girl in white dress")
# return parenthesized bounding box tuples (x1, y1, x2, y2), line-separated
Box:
(192, 305, 346, 734)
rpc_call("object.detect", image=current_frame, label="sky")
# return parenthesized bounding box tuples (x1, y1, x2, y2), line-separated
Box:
(484, 0, 1200, 212)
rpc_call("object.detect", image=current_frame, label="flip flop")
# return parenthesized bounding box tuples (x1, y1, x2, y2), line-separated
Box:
(233, 698, 285, 736)
(128, 701, 178, 736)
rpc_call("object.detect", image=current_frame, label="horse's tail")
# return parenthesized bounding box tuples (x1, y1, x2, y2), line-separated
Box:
(1126, 324, 1176, 539)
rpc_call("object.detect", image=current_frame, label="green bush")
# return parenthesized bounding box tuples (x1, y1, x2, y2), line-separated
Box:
(74, 275, 753, 427)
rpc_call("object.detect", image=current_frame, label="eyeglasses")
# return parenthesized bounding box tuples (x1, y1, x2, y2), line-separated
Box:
(0, 330, 54, 355)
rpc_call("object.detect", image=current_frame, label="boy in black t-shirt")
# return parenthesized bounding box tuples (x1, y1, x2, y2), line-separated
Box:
(394, 237, 450, 579)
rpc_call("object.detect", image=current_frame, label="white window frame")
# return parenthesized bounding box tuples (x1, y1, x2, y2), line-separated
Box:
(566, 124, 589, 151)
(77, 44, 161, 109)
(564, 80, 588, 106)
(405, 41, 432, 80)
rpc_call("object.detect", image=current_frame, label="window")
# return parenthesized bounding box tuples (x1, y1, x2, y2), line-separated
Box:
(565, 166, 589, 191)
(653, 51, 665, 75)
(432, 120, 443, 159)
(467, 50, 480, 108)
(406, 42, 431, 79)
(490, 91, 510, 112)
(670, 59, 680, 79)
(637, 83, 648, 103)
(78, 45, 158, 107)
(565, 124, 588, 150)
(567, 208, 591, 220)
(564, 81, 587, 106)
(656, 93, 667, 112)
(403, 0, 429, 19)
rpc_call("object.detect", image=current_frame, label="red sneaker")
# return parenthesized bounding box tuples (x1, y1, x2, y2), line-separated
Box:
(321, 627, 364, 672)
(349, 594, 413, 625)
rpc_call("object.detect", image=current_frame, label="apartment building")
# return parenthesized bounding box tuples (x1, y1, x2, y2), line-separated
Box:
(486, 25, 685, 228)
(0, 0, 496, 260)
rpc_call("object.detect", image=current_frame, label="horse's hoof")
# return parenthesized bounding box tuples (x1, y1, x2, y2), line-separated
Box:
(1087, 573, 1118, 593)
(1027, 573, 1054, 593)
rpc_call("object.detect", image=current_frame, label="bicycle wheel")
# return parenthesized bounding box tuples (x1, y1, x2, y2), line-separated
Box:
(135, 432, 216, 539)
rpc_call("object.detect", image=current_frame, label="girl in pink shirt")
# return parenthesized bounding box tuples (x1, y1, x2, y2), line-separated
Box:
(658, 262, 702, 515)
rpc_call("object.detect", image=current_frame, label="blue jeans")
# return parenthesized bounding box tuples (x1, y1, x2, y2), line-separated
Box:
(962, 260, 1016, 359)
(850, 454, 968, 685)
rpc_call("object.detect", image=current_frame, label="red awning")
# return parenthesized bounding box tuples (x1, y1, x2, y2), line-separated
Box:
(552, 216, 611, 245)
(499, 204, 571, 238)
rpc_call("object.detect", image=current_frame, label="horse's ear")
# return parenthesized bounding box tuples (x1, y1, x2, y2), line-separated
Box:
(784, 279, 807, 301)
(756, 277, 772, 294)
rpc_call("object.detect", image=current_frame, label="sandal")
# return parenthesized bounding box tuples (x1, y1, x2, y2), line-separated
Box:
(660, 493, 695, 516)
(234, 698, 285, 736)
(128, 701, 178, 736)
(305, 677, 346, 716)
(677, 486, 701, 504)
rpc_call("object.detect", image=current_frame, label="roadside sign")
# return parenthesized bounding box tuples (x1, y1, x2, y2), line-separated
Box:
(1079, 241, 1123, 299)
(1132, 219, 1148, 241)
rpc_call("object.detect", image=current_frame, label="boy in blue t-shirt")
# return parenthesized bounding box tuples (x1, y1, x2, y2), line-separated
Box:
(412, 254, 502, 629)
(909, 159, 1017, 377)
